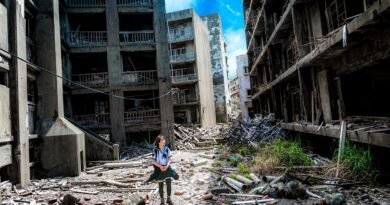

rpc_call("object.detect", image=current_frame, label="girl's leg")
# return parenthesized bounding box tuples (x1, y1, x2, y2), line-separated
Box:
(166, 178, 172, 197)
(166, 178, 173, 204)
(158, 181, 164, 202)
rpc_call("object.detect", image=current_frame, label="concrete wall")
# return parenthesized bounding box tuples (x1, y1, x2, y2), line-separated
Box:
(0, 86, 11, 139)
(0, 4, 8, 52)
(0, 86, 12, 169)
(201, 14, 229, 122)
(193, 13, 216, 127)
(85, 133, 119, 161)
(236, 55, 251, 121)
(166, 9, 193, 22)
(41, 118, 86, 177)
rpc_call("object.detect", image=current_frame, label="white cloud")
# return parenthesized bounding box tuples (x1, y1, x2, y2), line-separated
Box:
(165, 0, 196, 13)
(224, 29, 247, 79)
(226, 4, 241, 16)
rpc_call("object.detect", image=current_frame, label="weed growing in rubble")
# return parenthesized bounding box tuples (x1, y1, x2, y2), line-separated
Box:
(266, 139, 312, 167)
(333, 140, 378, 181)
(238, 162, 252, 178)
(252, 139, 312, 175)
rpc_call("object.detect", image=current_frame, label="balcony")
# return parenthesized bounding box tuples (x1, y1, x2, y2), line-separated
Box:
(64, 0, 105, 7)
(173, 93, 198, 105)
(72, 113, 110, 128)
(65, 31, 107, 46)
(170, 49, 195, 63)
(171, 68, 197, 84)
(117, 0, 152, 7)
(72, 72, 109, 88)
(122, 70, 157, 85)
(124, 109, 160, 124)
(168, 30, 194, 42)
(119, 31, 155, 45)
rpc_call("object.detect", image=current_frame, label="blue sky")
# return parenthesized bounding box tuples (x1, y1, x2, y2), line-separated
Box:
(165, 0, 247, 79)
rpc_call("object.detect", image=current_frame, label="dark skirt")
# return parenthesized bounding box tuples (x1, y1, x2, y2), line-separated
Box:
(146, 165, 179, 183)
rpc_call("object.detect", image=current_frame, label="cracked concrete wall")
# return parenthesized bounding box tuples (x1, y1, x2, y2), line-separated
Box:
(202, 14, 229, 122)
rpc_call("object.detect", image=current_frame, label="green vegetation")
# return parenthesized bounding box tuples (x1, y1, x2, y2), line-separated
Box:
(262, 139, 312, 167)
(252, 139, 312, 175)
(334, 140, 377, 180)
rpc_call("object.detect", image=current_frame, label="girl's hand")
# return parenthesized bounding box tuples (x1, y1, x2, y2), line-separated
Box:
(159, 166, 165, 172)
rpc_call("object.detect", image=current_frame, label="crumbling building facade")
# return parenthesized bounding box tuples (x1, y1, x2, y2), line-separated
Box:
(1, 0, 87, 186)
(202, 14, 230, 123)
(244, 0, 390, 147)
(167, 9, 216, 127)
(235, 54, 252, 121)
(61, 0, 174, 147)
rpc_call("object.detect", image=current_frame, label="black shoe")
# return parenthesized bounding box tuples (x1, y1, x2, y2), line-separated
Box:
(160, 200, 165, 205)
(166, 198, 173, 205)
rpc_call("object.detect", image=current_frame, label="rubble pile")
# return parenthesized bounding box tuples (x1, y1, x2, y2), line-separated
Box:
(174, 124, 229, 150)
(226, 117, 286, 145)
(203, 154, 390, 205)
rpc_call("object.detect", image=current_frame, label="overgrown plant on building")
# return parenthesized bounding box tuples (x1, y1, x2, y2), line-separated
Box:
(331, 140, 378, 182)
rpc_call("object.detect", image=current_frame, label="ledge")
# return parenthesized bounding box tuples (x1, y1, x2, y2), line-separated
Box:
(281, 122, 390, 148)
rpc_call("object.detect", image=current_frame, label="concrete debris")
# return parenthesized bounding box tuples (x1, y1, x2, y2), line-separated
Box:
(1, 123, 390, 204)
(226, 116, 286, 145)
(174, 123, 229, 150)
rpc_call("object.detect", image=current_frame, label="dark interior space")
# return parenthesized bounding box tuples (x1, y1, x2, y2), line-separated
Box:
(122, 51, 156, 72)
(71, 94, 109, 115)
(124, 90, 159, 111)
(0, 70, 8, 86)
(342, 63, 390, 117)
(68, 13, 106, 31)
(126, 130, 161, 144)
(71, 53, 107, 74)
(345, 0, 365, 17)
(119, 13, 153, 31)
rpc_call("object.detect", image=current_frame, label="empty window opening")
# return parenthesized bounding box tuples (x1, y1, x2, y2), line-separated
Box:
(342, 63, 390, 117)
(126, 130, 160, 144)
(119, 13, 153, 31)
(121, 51, 156, 72)
(68, 13, 106, 31)
(124, 90, 159, 111)
(71, 94, 110, 115)
(0, 70, 8, 86)
(70, 53, 107, 75)
(345, 0, 365, 18)
(324, 0, 347, 31)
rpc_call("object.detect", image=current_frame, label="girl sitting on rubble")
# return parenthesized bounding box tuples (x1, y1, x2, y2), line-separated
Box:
(146, 135, 179, 205)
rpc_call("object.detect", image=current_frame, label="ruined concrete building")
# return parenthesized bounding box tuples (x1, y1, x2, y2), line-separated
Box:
(167, 9, 216, 127)
(235, 54, 252, 121)
(202, 14, 230, 123)
(244, 0, 390, 147)
(61, 0, 174, 146)
(0, 0, 88, 186)
(0, 0, 172, 186)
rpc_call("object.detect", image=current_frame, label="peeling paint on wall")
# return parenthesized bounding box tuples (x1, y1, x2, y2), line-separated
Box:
(202, 14, 229, 122)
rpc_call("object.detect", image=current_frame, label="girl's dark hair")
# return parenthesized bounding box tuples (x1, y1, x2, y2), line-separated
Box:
(154, 134, 165, 147)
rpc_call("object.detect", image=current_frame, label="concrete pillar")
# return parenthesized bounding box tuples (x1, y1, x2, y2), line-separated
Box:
(109, 90, 126, 146)
(318, 70, 332, 124)
(154, 0, 175, 148)
(35, 0, 86, 177)
(113, 144, 120, 160)
(9, 0, 31, 187)
(106, 1, 126, 146)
